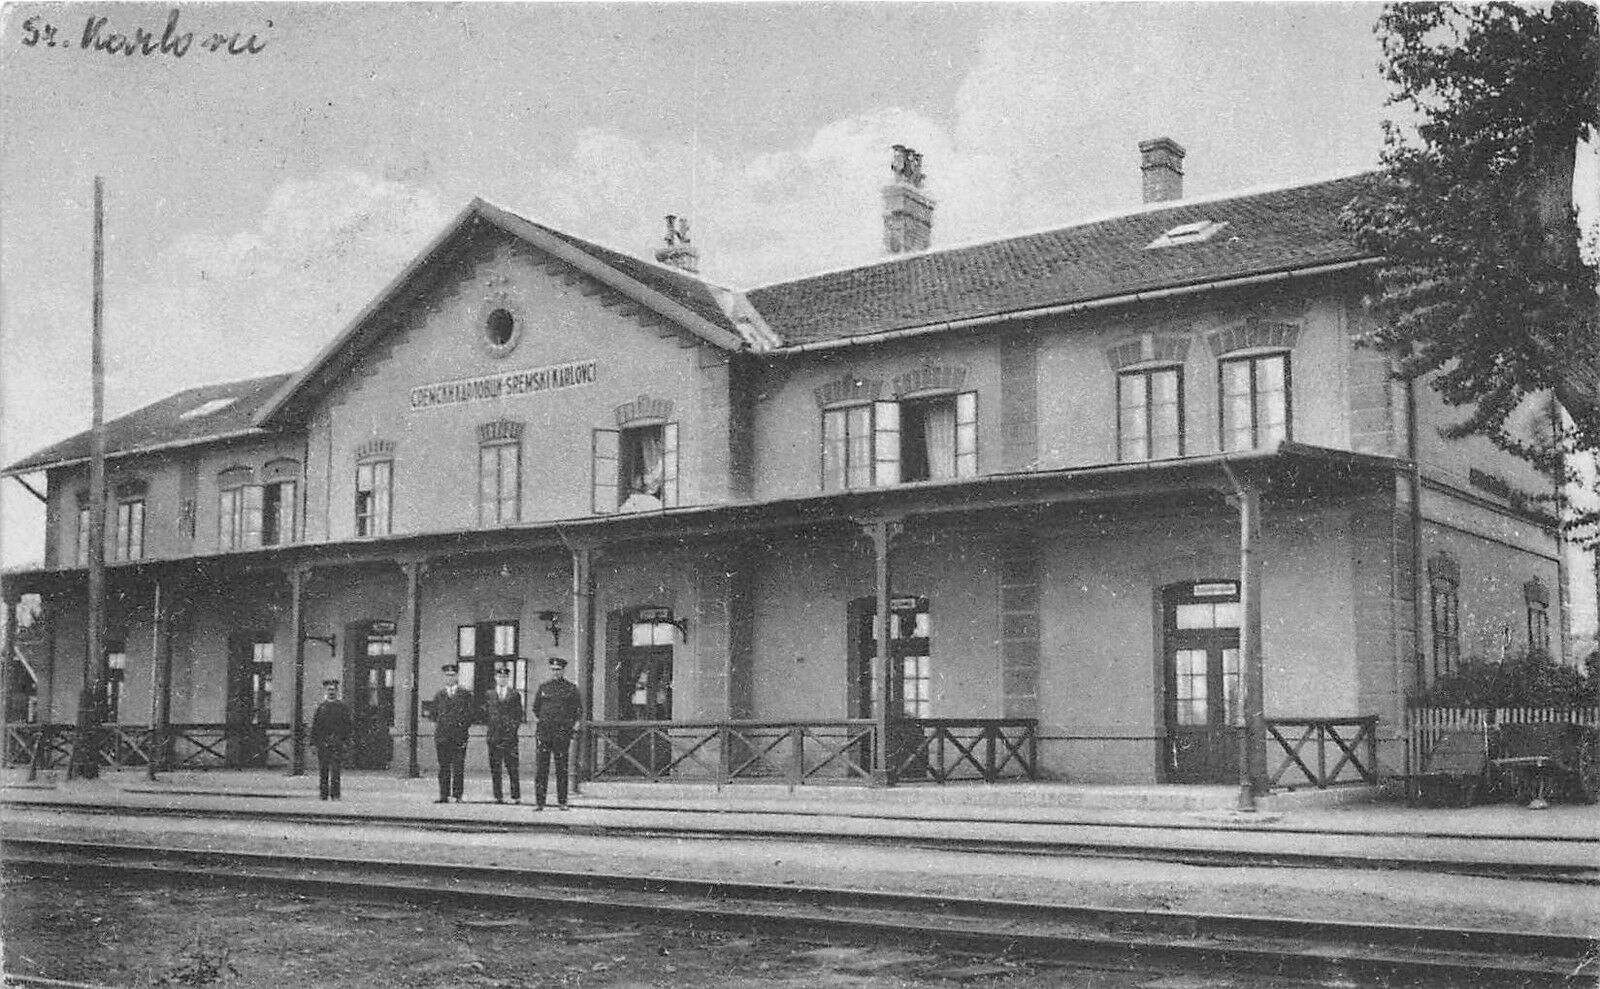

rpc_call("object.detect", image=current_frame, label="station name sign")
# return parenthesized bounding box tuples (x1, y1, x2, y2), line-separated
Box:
(409, 360, 598, 411)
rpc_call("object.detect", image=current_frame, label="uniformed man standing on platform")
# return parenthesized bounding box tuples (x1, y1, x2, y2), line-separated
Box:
(430, 663, 474, 803)
(310, 678, 353, 801)
(531, 655, 582, 810)
(483, 664, 524, 803)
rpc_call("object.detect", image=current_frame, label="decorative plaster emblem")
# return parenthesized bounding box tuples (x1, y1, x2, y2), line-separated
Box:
(355, 439, 395, 462)
(814, 374, 883, 408)
(614, 395, 675, 426)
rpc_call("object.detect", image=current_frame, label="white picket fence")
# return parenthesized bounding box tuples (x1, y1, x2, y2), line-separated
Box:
(1405, 705, 1600, 778)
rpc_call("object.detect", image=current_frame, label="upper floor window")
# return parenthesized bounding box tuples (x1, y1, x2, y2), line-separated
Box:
(259, 480, 296, 546)
(108, 480, 148, 562)
(355, 459, 393, 537)
(218, 469, 259, 551)
(1525, 578, 1551, 655)
(75, 499, 90, 566)
(259, 460, 298, 547)
(219, 466, 298, 550)
(822, 392, 977, 491)
(594, 421, 680, 514)
(1118, 366, 1183, 461)
(1428, 553, 1461, 677)
(474, 421, 522, 526)
(479, 442, 521, 525)
(1220, 352, 1290, 452)
(115, 498, 145, 561)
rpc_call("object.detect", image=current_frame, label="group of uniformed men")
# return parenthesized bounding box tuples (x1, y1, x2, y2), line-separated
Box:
(309, 654, 583, 808)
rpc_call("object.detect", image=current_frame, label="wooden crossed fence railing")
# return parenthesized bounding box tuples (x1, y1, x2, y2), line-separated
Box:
(4, 722, 294, 772)
(581, 718, 1039, 786)
(1265, 716, 1379, 789)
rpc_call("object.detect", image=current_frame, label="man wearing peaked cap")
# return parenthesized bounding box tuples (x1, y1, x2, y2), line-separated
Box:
(310, 678, 353, 801)
(531, 655, 581, 810)
(429, 663, 474, 803)
(484, 664, 525, 803)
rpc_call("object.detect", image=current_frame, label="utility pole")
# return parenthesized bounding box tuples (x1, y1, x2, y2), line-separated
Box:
(69, 178, 107, 781)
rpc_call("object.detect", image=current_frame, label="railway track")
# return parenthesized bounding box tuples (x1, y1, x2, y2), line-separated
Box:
(6, 796, 1596, 885)
(3, 836, 1593, 987)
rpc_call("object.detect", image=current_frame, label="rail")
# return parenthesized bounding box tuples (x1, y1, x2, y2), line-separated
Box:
(1265, 716, 1379, 788)
(4, 722, 294, 772)
(6, 836, 1589, 986)
(580, 718, 1038, 786)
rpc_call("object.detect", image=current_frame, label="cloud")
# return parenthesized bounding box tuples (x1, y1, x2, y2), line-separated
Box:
(103, 172, 453, 406)
(521, 107, 1018, 288)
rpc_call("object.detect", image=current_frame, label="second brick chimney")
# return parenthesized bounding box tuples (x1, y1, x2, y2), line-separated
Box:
(882, 145, 935, 254)
(654, 214, 699, 274)
(1139, 137, 1186, 204)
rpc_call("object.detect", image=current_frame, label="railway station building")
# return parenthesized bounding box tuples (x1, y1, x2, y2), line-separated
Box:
(0, 140, 1577, 790)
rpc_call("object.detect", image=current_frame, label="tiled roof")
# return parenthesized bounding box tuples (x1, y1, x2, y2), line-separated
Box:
(257, 200, 747, 429)
(535, 223, 740, 338)
(745, 174, 1375, 346)
(2, 373, 292, 475)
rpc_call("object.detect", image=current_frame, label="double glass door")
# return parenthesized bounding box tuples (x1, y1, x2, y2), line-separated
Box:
(848, 596, 930, 778)
(348, 621, 396, 770)
(616, 613, 674, 775)
(1163, 583, 1242, 783)
(225, 634, 273, 767)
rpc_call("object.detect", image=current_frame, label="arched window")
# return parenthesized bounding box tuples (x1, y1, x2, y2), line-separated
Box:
(477, 421, 522, 526)
(1524, 578, 1551, 656)
(217, 466, 258, 550)
(1428, 553, 1461, 677)
(354, 442, 394, 538)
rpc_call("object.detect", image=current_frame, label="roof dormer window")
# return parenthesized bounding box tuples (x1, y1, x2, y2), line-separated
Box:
(178, 397, 237, 420)
(1145, 220, 1227, 250)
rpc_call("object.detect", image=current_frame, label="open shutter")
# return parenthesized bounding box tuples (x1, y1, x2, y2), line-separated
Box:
(592, 429, 619, 514)
(662, 423, 679, 507)
(873, 401, 900, 487)
(955, 391, 978, 477)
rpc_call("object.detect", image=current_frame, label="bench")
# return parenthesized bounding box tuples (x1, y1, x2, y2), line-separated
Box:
(1411, 727, 1489, 807)
(1491, 723, 1600, 808)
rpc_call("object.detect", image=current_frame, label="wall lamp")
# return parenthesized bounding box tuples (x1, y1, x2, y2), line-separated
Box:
(537, 610, 562, 647)
(302, 633, 337, 654)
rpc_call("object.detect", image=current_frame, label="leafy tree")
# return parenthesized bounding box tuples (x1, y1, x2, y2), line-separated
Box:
(1343, 3, 1599, 539)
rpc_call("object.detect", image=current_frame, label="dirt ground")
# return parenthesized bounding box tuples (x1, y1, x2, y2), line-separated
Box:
(1, 873, 1340, 989)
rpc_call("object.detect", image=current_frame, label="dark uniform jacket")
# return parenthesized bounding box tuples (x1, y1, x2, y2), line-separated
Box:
(483, 687, 525, 748)
(310, 698, 354, 751)
(430, 687, 475, 747)
(531, 678, 582, 742)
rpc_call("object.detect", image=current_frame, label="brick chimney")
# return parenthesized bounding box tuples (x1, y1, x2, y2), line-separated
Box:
(1139, 137, 1186, 204)
(882, 145, 935, 254)
(654, 214, 699, 274)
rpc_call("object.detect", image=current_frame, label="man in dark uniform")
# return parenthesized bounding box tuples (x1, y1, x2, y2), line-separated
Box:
(531, 655, 582, 810)
(429, 663, 474, 803)
(310, 678, 353, 801)
(483, 664, 524, 803)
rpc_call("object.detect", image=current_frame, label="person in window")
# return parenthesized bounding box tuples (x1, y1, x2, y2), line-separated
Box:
(531, 655, 582, 810)
(484, 665, 525, 803)
(621, 428, 666, 512)
(429, 663, 474, 804)
(310, 678, 353, 801)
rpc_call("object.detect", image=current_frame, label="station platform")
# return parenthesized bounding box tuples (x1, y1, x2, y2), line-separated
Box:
(5, 765, 1598, 845)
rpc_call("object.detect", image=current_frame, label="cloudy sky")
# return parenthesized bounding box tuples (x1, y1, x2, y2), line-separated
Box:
(0, 1, 1427, 568)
